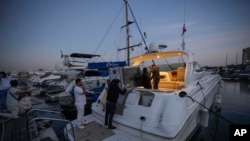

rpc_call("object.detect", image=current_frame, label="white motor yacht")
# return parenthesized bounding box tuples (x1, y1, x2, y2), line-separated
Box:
(64, 49, 221, 141)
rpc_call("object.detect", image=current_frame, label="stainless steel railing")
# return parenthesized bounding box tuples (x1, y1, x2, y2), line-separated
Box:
(27, 109, 75, 141)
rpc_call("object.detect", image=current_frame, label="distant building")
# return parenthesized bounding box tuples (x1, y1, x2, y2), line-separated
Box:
(242, 47, 250, 65)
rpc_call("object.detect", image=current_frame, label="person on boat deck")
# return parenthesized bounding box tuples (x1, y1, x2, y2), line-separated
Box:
(7, 80, 38, 118)
(0, 71, 12, 110)
(150, 64, 160, 89)
(141, 67, 152, 89)
(74, 78, 88, 129)
(105, 79, 126, 129)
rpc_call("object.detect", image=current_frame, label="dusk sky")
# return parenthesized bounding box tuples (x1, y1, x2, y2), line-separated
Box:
(0, 0, 250, 71)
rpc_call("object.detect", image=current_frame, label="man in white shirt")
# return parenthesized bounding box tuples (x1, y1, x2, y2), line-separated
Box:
(74, 78, 87, 129)
(7, 80, 38, 118)
(0, 72, 11, 90)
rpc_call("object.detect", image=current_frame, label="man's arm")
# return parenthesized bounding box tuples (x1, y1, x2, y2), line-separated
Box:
(16, 88, 39, 96)
(119, 86, 127, 95)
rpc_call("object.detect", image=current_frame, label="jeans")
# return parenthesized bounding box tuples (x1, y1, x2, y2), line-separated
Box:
(105, 102, 116, 127)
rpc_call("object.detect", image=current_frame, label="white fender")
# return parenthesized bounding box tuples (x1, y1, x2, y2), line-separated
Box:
(199, 108, 209, 127)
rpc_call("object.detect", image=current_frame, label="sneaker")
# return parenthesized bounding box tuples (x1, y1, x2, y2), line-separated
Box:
(77, 125, 85, 129)
(82, 122, 89, 125)
(81, 120, 89, 125)
(108, 126, 116, 129)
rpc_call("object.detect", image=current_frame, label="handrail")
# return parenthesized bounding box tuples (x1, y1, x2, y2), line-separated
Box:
(29, 117, 75, 141)
(28, 109, 66, 119)
(27, 109, 75, 141)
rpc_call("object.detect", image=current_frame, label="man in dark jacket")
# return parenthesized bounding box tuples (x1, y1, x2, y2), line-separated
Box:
(105, 79, 126, 129)
(141, 67, 152, 89)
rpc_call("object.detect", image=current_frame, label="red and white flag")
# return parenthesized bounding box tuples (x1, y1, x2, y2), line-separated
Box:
(182, 24, 187, 36)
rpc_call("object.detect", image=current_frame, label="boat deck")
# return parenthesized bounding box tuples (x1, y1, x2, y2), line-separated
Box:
(69, 121, 114, 141)
(0, 116, 29, 141)
(67, 114, 144, 141)
(0, 96, 63, 141)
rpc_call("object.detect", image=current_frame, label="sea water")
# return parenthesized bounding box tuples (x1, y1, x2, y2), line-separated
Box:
(191, 80, 250, 141)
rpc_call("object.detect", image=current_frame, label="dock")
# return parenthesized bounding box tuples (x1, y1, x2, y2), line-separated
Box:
(0, 116, 29, 141)
(0, 96, 65, 141)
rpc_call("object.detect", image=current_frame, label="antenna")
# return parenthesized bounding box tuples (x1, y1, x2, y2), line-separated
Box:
(236, 49, 238, 65)
(226, 52, 228, 66)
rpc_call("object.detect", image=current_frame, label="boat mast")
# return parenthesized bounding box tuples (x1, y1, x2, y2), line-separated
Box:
(125, 0, 130, 66)
(226, 52, 228, 66)
(236, 49, 238, 65)
(119, 0, 142, 66)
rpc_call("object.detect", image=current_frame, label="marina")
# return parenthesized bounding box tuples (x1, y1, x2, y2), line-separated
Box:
(0, 78, 250, 141)
(0, 0, 250, 141)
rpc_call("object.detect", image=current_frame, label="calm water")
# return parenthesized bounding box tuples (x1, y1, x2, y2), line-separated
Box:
(191, 80, 250, 141)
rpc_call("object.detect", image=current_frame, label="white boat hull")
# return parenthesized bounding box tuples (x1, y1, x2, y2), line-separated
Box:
(63, 50, 222, 141)
(65, 82, 220, 141)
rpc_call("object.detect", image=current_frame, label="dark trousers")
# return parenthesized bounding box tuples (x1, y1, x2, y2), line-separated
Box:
(105, 102, 116, 127)
(0, 90, 8, 110)
(153, 78, 160, 89)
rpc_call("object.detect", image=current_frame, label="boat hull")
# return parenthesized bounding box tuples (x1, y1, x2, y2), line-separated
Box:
(65, 82, 220, 141)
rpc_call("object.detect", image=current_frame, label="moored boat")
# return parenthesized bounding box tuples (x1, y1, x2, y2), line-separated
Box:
(64, 47, 221, 141)
(238, 65, 250, 80)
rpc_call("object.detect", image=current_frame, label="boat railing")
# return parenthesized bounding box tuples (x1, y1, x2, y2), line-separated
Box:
(27, 109, 75, 141)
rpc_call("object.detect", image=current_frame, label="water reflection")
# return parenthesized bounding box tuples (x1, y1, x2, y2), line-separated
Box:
(191, 80, 250, 141)
(240, 81, 250, 95)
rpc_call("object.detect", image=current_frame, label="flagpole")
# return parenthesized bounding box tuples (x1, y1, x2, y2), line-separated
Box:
(181, 0, 186, 50)
(236, 49, 238, 65)
(183, 0, 186, 24)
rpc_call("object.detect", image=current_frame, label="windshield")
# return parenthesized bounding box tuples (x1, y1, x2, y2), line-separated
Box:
(139, 54, 187, 72)
(193, 62, 202, 72)
(158, 63, 185, 71)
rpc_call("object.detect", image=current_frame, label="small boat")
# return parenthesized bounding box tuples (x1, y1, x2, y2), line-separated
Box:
(58, 69, 107, 115)
(238, 65, 250, 80)
(40, 85, 66, 102)
(64, 46, 221, 141)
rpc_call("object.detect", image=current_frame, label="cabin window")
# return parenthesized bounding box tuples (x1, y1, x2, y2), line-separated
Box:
(138, 91, 154, 107)
(193, 62, 202, 72)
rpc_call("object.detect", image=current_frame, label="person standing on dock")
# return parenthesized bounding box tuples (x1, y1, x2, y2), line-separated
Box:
(7, 80, 38, 118)
(0, 72, 12, 110)
(74, 78, 87, 129)
(105, 79, 126, 129)
(150, 64, 160, 89)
